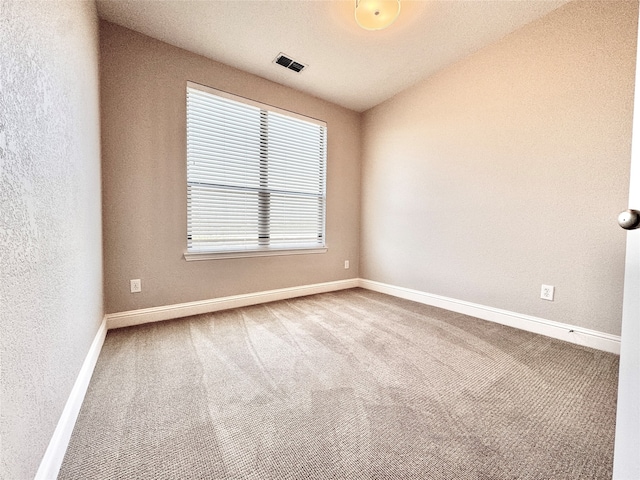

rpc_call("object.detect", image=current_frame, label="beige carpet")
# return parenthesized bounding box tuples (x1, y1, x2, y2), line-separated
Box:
(59, 288, 618, 479)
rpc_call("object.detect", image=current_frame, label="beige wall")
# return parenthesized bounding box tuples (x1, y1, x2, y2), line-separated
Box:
(100, 22, 361, 314)
(0, 1, 103, 478)
(361, 0, 637, 336)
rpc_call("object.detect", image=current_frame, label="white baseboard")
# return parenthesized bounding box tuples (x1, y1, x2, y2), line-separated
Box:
(106, 277, 620, 353)
(106, 278, 360, 330)
(35, 317, 107, 480)
(358, 279, 621, 354)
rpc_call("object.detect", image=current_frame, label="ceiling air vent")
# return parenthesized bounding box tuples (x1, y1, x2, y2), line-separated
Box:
(274, 53, 306, 73)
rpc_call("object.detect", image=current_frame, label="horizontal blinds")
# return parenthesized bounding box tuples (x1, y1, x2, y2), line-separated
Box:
(187, 90, 262, 189)
(187, 84, 327, 252)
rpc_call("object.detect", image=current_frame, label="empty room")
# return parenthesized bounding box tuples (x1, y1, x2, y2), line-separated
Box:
(2, 0, 640, 478)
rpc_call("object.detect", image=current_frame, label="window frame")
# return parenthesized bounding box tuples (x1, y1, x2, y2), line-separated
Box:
(184, 81, 328, 261)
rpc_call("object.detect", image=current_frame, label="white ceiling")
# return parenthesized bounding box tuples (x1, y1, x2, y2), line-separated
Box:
(96, 0, 569, 112)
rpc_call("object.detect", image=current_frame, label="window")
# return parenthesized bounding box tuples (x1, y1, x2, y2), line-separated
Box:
(185, 82, 327, 259)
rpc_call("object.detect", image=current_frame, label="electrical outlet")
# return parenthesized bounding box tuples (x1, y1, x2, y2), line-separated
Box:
(540, 284, 554, 301)
(344, 260, 350, 269)
(130, 279, 142, 293)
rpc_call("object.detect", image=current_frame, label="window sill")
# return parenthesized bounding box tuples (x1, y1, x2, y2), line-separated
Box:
(184, 246, 328, 261)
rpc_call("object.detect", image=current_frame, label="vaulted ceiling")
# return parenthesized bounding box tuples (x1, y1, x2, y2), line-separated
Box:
(97, 1, 569, 112)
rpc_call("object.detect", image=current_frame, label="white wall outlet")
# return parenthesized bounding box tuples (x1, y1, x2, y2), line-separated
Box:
(540, 284, 554, 301)
(130, 279, 142, 293)
(344, 260, 350, 269)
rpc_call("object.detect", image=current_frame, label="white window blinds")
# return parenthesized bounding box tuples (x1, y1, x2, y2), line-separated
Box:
(186, 82, 327, 253)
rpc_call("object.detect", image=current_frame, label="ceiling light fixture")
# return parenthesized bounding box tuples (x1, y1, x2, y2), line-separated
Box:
(355, 0, 401, 31)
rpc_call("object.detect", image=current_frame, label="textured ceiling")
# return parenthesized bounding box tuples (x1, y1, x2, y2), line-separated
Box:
(96, 0, 569, 112)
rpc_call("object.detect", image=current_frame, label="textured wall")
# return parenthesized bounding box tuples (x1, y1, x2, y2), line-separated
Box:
(0, 1, 103, 478)
(361, 0, 637, 336)
(100, 22, 361, 314)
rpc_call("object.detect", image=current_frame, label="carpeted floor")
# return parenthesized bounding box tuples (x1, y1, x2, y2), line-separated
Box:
(59, 288, 619, 479)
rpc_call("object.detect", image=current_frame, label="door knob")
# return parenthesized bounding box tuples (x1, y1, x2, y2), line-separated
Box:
(618, 209, 640, 230)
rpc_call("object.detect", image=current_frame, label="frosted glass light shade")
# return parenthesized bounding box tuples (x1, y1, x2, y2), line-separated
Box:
(355, 0, 401, 31)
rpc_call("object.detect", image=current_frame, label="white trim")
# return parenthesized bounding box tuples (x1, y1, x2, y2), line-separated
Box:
(184, 247, 327, 261)
(106, 278, 621, 353)
(35, 317, 108, 480)
(358, 279, 621, 354)
(106, 278, 359, 330)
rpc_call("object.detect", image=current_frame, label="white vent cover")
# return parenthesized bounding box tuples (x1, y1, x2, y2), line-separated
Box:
(274, 53, 306, 73)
